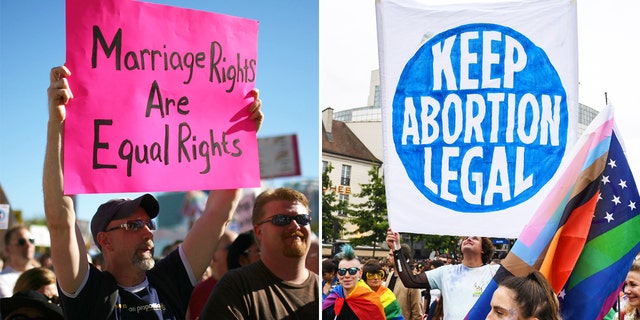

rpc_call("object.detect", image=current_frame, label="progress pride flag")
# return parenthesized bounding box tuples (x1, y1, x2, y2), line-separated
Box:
(64, 0, 260, 194)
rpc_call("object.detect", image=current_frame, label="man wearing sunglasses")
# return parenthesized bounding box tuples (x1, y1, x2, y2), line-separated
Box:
(322, 244, 386, 319)
(201, 187, 319, 319)
(0, 226, 37, 298)
(43, 65, 263, 319)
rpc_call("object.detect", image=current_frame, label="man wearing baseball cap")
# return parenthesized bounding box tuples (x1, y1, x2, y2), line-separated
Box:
(43, 65, 263, 319)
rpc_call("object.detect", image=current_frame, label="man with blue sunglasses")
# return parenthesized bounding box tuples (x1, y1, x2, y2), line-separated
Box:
(201, 187, 319, 319)
(43, 65, 263, 320)
(321, 244, 387, 320)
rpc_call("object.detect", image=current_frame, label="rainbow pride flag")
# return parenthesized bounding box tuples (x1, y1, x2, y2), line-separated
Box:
(466, 105, 640, 319)
(322, 280, 386, 320)
(375, 286, 404, 320)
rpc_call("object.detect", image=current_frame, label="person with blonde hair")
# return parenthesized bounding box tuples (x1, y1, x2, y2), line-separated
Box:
(615, 259, 640, 320)
(13, 267, 58, 304)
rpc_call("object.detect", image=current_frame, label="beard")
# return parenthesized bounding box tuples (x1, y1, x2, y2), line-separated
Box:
(133, 254, 155, 270)
(282, 230, 308, 258)
(132, 241, 155, 271)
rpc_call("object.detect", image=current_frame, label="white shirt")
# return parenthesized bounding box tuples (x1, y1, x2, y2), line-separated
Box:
(0, 266, 22, 298)
(427, 263, 499, 320)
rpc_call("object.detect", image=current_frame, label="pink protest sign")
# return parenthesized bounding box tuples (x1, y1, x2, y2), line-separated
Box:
(64, 0, 260, 194)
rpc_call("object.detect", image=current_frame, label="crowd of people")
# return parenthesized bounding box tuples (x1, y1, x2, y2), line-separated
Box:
(0, 65, 319, 319)
(5, 220, 632, 320)
(320, 229, 640, 320)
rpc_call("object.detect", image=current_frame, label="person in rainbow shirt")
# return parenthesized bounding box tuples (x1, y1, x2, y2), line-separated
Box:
(362, 259, 404, 320)
(322, 244, 396, 319)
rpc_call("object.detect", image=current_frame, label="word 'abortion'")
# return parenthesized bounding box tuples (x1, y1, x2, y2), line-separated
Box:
(92, 81, 244, 177)
(400, 31, 565, 205)
(91, 26, 256, 92)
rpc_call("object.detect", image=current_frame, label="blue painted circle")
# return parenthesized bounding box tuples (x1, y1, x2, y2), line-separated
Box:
(392, 23, 567, 212)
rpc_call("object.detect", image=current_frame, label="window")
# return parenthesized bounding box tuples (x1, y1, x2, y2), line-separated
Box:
(338, 194, 349, 216)
(341, 165, 351, 186)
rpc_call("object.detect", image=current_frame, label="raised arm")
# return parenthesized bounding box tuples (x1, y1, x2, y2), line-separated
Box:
(181, 189, 241, 278)
(43, 66, 89, 293)
(180, 89, 262, 278)
(386, 228, 430, 289)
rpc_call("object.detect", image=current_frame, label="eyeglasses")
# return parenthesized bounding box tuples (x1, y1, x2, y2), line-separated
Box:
(365, 271, 385, 280)
(337, 267, 360, 276)
(257, 214, 311, 227)
(105, 219, 156, 232)
(16, 238, 35, 246)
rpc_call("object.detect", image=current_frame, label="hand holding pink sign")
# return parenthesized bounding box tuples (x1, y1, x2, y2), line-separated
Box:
(64, 0, 261, 194)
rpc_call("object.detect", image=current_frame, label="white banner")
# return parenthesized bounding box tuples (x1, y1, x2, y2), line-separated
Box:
(376, 0, 578, 237)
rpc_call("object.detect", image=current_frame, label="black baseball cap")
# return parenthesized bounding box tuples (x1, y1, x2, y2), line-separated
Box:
(90, 193, 159, 249)
(0, 290, 63, 320)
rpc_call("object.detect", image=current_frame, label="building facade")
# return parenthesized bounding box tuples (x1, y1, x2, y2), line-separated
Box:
(322, 108, 382, 243)
(322, 69, 599, 256)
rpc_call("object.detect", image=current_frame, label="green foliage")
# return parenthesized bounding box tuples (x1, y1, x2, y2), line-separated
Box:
(411, 233, 460, 257)
(347, 165, 388, 255)
(321, 163, 345, 243)
(322, 163, 461, 259)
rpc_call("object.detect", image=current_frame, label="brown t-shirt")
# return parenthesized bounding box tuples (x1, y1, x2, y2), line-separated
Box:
(200, 260, 319, 319)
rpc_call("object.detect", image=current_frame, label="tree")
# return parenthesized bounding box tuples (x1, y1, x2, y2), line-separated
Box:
(348, 165, 387, 256)
(321, 163, 345, 243)
(412, 234, 460, 260)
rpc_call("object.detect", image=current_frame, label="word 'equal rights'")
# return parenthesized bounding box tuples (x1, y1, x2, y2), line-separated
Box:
(91, 81, 243, 176)
(91, 26, 256, 92)
(92, 121, 242, 177)
(394, 25, 567, 210)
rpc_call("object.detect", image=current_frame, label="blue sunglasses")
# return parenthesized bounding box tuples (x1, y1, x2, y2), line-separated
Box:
(257, 214, 311, 227)
(337, 267, 360, 276)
